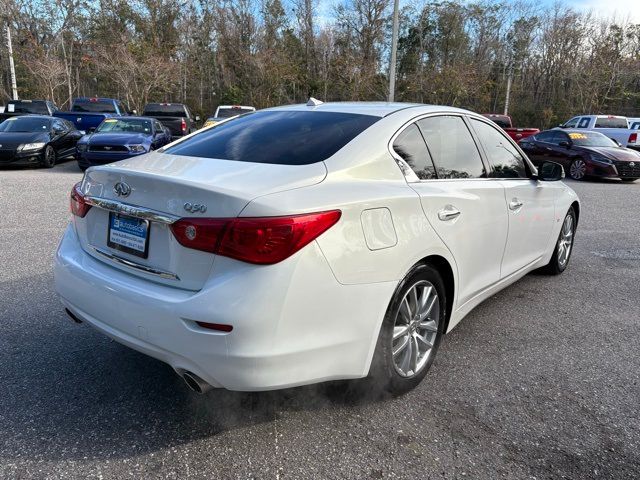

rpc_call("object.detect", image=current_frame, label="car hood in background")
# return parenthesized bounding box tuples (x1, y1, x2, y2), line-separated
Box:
(582, 146, 640, 162)
(0, 132, 49, 150)
(86, 132, 151, 146)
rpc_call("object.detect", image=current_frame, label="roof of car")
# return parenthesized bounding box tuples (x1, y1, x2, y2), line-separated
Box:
(266, 101, 471, 118)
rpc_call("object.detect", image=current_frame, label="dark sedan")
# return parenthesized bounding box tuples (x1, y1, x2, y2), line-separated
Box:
(519, 129, 640, 182)
(0, 115, 82, 168)
(76, 116, 172, 170)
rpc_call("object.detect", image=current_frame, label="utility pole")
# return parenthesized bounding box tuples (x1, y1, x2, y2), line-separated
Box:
(503, 61, 513, 116)
(6, 23, 18, 100)
(388, 0, 400, 102)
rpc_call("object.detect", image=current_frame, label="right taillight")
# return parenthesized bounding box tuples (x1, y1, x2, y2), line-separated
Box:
(70, 182, 91, 218)
(170, 210, 341, 265)
(629, 132, 637, 144)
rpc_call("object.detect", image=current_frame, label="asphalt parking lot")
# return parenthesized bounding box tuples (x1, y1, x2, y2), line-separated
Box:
(1, 160, 639, 479)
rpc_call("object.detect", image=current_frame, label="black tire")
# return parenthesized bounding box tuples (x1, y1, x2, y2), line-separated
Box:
(540, 207, 577, 275)
(369, 263, 446, 395)
(621, 178, 638, 183)
(568, 158, 587, 180)
(41, 145, 56, 168)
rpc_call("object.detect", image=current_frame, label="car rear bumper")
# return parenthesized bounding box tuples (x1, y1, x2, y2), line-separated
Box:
(54, 224, 395, 391)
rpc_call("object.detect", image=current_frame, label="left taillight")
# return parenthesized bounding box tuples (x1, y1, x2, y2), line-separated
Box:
(181, 118, 187, 133)
(169, 210, 342, 265)
(70, 182, 91, 218)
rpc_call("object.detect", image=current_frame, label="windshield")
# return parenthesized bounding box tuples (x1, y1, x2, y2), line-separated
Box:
(72, 100, 116, 113)
(164, 110, 379, 165)
(568, 131, 618, 147)
(143, 104, 187, 117)
(96, 118, 152, 134)
(215, 107, 255, 119)
(0, 116, 51, 132)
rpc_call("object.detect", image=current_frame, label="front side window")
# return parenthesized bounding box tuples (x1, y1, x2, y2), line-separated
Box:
(577, 117, 590, 128)
(417, 116, 485, 179)
(392, 124, 436, 180)
(563, 117, 579, 128)
(471, 119, 527, 178)
(164, 110, 379, 165)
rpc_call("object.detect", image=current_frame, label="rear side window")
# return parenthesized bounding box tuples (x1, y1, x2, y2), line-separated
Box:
(164, 111, 379, 165)
(392, 124, 436, 180)
(417, 116, 486, 179)
(594, 117, 628, 129)
(470, 119, 527, 179)
(577, 117, 590, 128)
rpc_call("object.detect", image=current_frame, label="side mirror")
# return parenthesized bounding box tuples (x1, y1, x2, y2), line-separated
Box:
(538, 161, 565, 181)
(87, 127, 96, 134)
(559, 141, 571, 148)
(195, 115, 201, 122)
(131, 110, 138, 115)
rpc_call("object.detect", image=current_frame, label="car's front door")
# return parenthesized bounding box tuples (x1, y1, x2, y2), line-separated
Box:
(394, 115, 509, 307)
(468, 117, 557, 277)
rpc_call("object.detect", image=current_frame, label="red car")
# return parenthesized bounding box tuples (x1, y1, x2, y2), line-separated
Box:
(482, 114, 539, 141)
(519, 129, 640, 182)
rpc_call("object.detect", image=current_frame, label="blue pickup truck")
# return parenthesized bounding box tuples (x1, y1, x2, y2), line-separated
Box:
(54, 97, 131, 133)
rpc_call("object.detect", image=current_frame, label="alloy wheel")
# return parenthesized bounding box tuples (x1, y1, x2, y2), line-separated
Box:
(557, 214, 574, 267)
(391, 280, 439, 378)
(569, 159, 586, 180)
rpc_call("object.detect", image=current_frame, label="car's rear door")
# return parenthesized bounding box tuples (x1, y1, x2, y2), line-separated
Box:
(396, 114, 509, 307)
(468, 117, 557, 277)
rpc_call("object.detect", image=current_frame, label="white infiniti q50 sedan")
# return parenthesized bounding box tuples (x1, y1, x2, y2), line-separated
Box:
(54, 102, 579, 394)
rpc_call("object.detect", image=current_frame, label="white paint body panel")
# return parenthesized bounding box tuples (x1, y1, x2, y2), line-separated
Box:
(54, 102, 580, 391)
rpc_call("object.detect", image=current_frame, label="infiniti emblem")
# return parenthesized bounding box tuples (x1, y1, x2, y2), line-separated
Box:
(114, 182, 131, 197)
(630, 162, 636, 167)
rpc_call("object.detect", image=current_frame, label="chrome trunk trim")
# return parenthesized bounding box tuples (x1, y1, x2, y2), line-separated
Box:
(85, 196, 180, 225)
(91, 246, 181, 281)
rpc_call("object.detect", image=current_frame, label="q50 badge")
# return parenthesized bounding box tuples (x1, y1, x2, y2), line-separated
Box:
(184, 202, 207, 213)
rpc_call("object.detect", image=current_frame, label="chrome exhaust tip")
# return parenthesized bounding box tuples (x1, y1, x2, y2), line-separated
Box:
(182, 371, 213, 394)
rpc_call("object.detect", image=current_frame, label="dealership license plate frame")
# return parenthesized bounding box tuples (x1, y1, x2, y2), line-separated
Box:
(107, 212, 150, 259)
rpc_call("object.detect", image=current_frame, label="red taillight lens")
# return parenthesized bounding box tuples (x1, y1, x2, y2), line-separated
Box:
(629, 133, 637, 143)
(70, 182, 91, 218)
(181, 118, 187, 132)
(170, 218, 228, 253)
(169, 210, 341, 265)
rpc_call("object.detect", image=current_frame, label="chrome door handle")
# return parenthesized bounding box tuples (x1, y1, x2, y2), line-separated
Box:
(438, 206, 461, 221)
(509, 199, 524, 210)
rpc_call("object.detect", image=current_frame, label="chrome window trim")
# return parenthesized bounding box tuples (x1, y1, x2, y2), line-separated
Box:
(84, 196, 180, 224)
(91, 246, 180, 281)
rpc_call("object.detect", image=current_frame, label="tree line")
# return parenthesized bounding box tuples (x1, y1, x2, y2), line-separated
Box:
(0, 0, 639, 128)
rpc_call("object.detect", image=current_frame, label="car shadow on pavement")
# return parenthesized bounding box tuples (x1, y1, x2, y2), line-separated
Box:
(0, 273, 389, 463)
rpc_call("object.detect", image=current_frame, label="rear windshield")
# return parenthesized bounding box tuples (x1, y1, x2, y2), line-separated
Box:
(7, 101, 48, 114)
(164, 110, 379, 165)
(71, 100, 116, 113)
(215, 107, 255, 119)
(594, 117, 628, 129)
(143, 104, 187, 117)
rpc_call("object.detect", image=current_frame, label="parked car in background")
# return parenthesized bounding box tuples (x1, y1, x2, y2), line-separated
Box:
(0, 115, 82, 168)
(76, 116, 172, 170)
(142, 103, 199, 140)
(629, 118, 640, 130)
(55, 97, 130, 133)
(0, 99, 58, 122)
(481, 113, 539, 141)
(56, 102, 579, 395)
(204, 105, 256, 127)
(519, 129, 640, 182)
(558, 115, 639, 151)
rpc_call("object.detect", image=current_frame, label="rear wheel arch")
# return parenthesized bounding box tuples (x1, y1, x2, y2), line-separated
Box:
(417, 255, 455, 334)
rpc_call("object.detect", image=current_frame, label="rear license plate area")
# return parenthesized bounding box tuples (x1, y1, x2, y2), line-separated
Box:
(107, 212, 150, 258)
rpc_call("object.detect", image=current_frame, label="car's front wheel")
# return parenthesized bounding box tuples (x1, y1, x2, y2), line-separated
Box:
(41, 145, 56, 168)
(541, 207, 576, 275)
(369, 264, 446, 394)
(569, 158, 587, 180)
